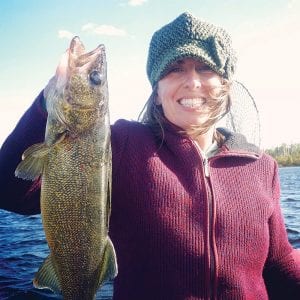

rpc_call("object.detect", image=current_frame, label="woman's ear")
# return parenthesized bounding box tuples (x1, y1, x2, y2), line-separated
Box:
(151, 84, 161, 105)
(155, 94, 162, 105)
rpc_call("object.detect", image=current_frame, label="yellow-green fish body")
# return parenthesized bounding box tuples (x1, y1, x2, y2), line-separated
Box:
(15, 37, 117, 300)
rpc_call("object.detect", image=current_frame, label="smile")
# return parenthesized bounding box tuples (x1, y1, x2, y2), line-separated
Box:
(178, 98, 205, 109)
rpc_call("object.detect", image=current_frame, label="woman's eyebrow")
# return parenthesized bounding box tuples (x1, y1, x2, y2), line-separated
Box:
(176, 60, 185, 64)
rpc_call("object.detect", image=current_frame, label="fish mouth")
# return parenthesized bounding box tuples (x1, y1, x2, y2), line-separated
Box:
(64, 36, 107, 108)
(47, 36, 108, 132)
(69, 36, 106, 74)
(69, 36, 85, 56)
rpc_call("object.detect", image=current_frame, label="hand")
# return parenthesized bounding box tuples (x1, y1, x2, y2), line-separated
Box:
(43, 50, 69, 102)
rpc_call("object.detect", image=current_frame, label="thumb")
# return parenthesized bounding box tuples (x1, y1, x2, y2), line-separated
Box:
(55, 49, 69, 78)
(43, 49, 70, 100)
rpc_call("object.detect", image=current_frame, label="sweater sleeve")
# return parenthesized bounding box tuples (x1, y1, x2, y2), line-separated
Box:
(111, 119, 130, 177)
(0, 91, 47, 215)
(263, 161, 300, 299)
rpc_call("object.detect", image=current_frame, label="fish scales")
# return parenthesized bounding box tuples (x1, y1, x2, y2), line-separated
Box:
(15, 37, 117, 300)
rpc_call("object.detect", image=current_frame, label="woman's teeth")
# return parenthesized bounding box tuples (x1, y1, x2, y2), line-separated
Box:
(178, 98, 205, 108)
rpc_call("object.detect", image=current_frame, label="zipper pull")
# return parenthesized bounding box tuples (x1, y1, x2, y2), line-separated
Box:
(203, 158, 210, 177)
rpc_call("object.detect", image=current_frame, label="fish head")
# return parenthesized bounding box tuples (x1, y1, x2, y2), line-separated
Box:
(47, 36, 108, 135)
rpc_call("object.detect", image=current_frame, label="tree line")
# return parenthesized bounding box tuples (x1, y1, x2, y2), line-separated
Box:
(265, 143, 300, 167)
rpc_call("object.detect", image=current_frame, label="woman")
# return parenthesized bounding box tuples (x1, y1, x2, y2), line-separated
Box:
(1, 12, 299, 299)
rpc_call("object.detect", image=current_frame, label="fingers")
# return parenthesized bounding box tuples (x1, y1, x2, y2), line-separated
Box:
(55, 49, 69, 77)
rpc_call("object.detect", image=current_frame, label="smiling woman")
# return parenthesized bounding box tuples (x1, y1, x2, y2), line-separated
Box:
(144, 58, 231, 149)
(0, 11, 300, 300)
(158, 59, 224, 119)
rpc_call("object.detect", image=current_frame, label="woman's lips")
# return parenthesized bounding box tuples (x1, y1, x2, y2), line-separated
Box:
(178, 98, 206, 109)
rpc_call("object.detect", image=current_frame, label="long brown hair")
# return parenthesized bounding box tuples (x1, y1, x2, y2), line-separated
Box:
(139, 79, 232, 146)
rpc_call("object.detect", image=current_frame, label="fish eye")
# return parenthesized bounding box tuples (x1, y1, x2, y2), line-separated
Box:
(89, 70, 103, 85)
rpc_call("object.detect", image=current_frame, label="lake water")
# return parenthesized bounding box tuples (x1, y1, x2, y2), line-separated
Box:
(1, 166, 299, 299)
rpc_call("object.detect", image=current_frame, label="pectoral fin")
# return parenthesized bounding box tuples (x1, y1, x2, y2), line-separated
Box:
(15, 143, 50, 181)
(33, 254, 61, 294)
(96, 237, 118, 289)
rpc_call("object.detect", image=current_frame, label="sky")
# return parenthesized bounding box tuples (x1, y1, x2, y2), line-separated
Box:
(0, 0, 299, 148)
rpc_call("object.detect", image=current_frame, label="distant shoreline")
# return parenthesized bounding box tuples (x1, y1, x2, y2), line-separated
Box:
(278, 164, 300, 168)
(265, 143, 300, 167)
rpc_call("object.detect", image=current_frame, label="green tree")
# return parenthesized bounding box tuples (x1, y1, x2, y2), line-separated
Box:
(265, 143, 300, 167)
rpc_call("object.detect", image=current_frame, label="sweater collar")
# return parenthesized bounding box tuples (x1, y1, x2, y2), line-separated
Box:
(216, 127, 262, 159)
(161, 121, 262, 159)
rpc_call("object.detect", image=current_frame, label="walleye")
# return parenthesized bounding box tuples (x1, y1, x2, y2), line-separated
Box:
(15, 37, 117, 299)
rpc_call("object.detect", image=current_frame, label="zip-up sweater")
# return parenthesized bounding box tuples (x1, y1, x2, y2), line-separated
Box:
(0, 92, 299, 299)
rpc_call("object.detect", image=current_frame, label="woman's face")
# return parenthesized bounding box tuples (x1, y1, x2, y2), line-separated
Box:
(157, 58, 223, 130)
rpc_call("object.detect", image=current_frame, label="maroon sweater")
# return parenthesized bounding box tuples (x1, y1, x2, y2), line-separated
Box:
(1, 92, 300, 299)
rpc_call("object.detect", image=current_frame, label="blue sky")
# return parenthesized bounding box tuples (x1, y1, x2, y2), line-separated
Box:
(0, 0, 299, 148)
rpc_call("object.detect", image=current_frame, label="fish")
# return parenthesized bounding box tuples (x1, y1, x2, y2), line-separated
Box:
(15, 36, 117, 299)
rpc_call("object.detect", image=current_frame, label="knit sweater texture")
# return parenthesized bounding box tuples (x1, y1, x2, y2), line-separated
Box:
(0, 91, 299, 299)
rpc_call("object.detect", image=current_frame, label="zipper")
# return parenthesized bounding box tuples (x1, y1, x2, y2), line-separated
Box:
(203, 157, 210, 177)
(192, 141, 217, 300)
(189, 143, 259, 298)
(206, 175, 217, 300)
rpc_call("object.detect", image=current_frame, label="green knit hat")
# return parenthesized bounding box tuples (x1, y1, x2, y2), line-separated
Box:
(146, 12, 237, 87)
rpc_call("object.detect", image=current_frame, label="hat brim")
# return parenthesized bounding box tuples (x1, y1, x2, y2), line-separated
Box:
(152, 43, 226, 85)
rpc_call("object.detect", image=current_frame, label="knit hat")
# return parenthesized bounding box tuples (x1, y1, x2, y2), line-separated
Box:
(146, 12, 237, 87)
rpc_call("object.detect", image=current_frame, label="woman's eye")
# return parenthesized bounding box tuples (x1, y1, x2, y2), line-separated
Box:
(168, 67, 183, 73)
(167, 67, 183, 74)
(171, 67, 183, 73)
(197, 67, 213, 74)
(89, 70, 103, 85)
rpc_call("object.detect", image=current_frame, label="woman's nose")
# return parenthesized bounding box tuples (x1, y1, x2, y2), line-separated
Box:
(183, 70, 202, 89)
